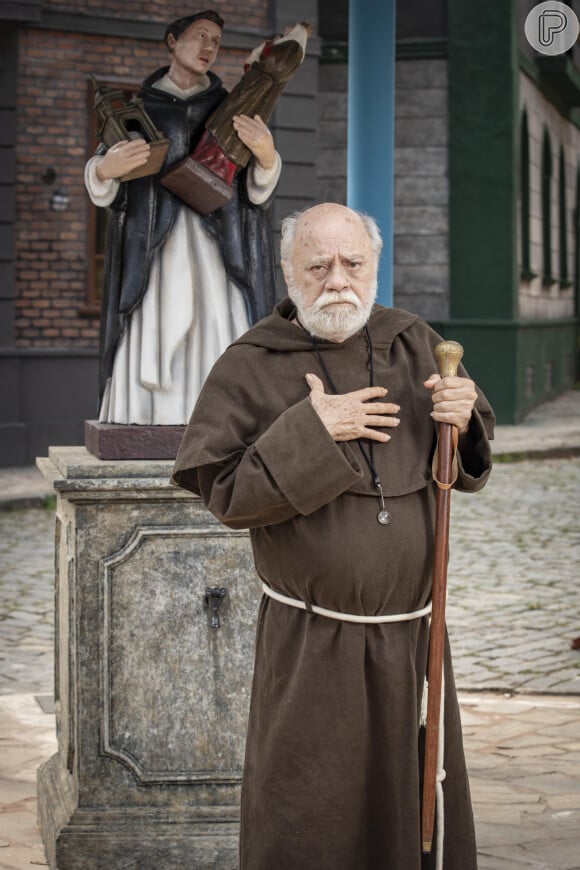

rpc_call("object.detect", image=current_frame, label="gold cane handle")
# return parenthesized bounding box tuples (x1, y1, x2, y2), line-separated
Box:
(434, 340, 463, 378)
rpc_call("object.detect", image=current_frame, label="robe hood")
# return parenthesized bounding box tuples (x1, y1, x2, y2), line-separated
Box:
(174, 298, 494, 504)
(231, 296, 419, 353)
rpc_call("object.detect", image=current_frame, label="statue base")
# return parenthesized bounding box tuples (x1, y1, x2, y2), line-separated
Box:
(161, 156, 233, 214)
(36, 446, 260, 869)
(85, 420, 186, 460)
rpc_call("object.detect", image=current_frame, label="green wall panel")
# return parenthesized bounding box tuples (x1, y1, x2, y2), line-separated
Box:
(430, 320, 518, 423)
(448, 0, 519, 320)
(430, 319, 577, 423)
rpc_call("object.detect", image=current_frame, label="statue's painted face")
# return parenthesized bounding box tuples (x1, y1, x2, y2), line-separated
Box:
(167, 19, 222, 79)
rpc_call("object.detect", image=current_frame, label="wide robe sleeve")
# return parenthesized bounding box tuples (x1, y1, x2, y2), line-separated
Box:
(453, 404, 493, 492)
(172, 348, 365, 529)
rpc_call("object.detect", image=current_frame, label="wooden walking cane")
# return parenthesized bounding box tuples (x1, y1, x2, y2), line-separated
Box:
(421, 340, 464, 855)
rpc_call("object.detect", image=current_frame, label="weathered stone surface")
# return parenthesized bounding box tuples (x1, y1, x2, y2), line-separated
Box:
(317, 176, 347, 203)
(315, 56, 451, 318)
(394, 175, 449, 206)
(395, 116, 448, 148)
(394, 234, 448, 266)
(394, 146, 448, 177)
(318, 118, 347, 148)
(396, 58, 447, 90)
(395, 87, 447, 118)
(317, 146, 347, 179)
(394, 293, 449, 321)
(318, 63, 347, 91)
(393, 263, 449, 296)
(394, 204, 449, 235)
(37, 447, 261, 868)
(318, 91, 347, 120)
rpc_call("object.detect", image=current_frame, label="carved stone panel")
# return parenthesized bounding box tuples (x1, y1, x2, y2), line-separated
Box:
(101, 526, 258, 784)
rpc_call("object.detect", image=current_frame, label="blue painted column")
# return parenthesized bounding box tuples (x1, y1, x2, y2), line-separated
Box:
(347, 0, 396, 306)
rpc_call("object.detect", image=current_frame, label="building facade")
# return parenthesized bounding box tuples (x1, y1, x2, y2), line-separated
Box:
(317, 0, 579, 423)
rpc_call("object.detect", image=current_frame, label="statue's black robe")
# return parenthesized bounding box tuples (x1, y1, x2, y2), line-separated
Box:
(99, 67, 278, 401)
(173, 299, 495, 870)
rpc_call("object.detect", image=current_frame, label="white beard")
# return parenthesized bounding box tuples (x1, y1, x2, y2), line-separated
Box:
(288, 283, 377, 342)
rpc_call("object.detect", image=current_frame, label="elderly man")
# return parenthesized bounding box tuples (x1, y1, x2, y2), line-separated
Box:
(173, 203, 494, 870)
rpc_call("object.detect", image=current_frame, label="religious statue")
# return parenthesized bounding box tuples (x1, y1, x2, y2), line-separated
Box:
(84, 12, 309, 441)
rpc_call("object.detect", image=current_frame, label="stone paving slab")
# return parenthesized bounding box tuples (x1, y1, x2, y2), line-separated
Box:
(463, 693, 580, 870)
(0, 694, 54, 869)
(491, 389, 580, 459)
(0, 468, 53, 511)
(1, 693, 579, 869)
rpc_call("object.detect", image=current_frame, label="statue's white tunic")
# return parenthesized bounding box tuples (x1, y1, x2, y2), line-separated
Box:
(85, 74, 281, 425)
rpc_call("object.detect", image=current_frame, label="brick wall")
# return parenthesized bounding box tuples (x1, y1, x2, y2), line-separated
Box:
(13, 18, 261, 349)
(45, 0, 271, 31)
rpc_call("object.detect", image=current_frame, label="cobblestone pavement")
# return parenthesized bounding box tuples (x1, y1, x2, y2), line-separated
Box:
(0, 507, 54, 695)
(448, 457, 580, 695)
(1, 459, 578, 697)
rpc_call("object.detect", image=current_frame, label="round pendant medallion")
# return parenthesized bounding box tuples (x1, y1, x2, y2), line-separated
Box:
(377, 510, 391, 525)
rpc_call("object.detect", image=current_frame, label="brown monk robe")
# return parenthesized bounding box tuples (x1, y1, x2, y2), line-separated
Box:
(173, 298, 494, 869)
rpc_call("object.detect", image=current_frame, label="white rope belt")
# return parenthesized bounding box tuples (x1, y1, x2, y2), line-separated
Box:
(262, 582, 432, 624)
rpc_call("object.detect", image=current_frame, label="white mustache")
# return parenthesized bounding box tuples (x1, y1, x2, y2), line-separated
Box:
(311, 290, 362, 311)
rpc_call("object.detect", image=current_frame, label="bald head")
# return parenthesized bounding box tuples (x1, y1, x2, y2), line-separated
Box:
(280, 204, 382, 277)
(280, 203, 382, 342)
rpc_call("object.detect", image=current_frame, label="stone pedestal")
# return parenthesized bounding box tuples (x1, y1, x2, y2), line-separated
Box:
(36, 447, 260, 869)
